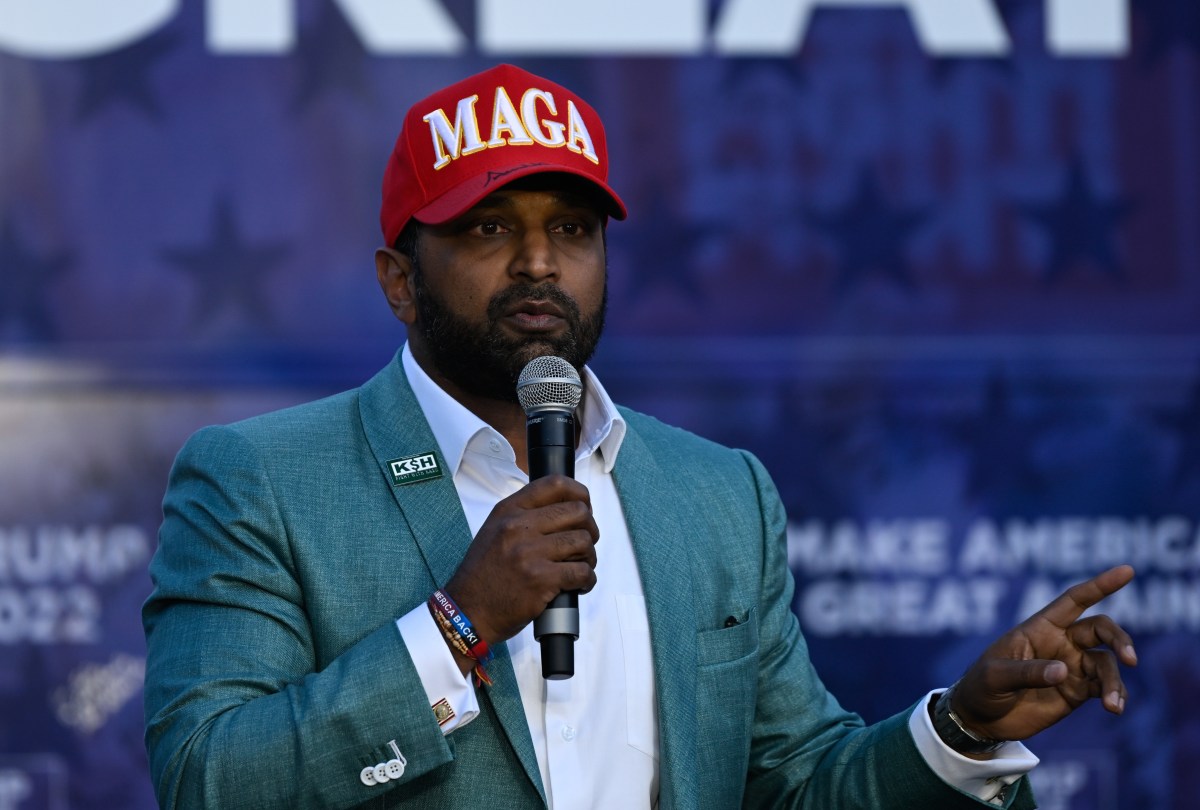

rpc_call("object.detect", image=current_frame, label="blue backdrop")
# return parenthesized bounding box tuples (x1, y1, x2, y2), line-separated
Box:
(1, 2, 1198, 808)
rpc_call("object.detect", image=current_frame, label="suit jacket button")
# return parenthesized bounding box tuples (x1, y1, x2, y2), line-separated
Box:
(385, 758, 405, 779)
(360, 766, 378, 786)
(373, 763, 391, 784)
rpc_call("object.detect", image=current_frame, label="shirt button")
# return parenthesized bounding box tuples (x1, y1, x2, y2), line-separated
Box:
(488, 438, 502, 453)
(561, 725, 576, 742)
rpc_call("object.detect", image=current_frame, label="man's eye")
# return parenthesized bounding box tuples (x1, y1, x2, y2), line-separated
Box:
(474, 221, 504, 236)
(557, 222, 586, 236)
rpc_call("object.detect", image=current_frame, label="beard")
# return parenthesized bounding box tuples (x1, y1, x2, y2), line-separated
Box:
(410, 270, 606, 404)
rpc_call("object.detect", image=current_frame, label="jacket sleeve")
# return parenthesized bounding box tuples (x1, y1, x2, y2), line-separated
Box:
(737, 450, 1036, 810)
(142, 425, 455, 810)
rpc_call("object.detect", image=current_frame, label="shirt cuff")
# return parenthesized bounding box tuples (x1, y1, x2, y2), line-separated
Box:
(909, 689, 1039, 805)
(396, 604, 480, 734)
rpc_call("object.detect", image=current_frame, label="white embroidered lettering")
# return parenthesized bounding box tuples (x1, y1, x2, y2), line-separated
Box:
(564, 100, 599, 164)
(522, 89, 566, 148)
(423, 95, 484, 171)
(487, 86, 533, 147)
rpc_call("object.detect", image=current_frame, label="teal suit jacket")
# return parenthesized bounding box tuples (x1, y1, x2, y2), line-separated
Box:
(143, 353, 1034, 809)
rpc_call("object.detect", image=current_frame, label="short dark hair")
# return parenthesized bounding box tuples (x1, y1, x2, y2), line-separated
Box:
(392, 220, 422, 259)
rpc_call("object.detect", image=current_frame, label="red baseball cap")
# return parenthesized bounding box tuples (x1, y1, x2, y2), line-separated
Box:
(380, 63, 627, 246)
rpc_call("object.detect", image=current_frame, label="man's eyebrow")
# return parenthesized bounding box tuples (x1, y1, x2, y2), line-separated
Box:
(469, 190, 603, 213)
(471, 193, 516, 210)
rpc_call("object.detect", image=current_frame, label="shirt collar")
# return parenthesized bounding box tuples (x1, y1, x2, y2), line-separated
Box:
(402, 343, 627, 477)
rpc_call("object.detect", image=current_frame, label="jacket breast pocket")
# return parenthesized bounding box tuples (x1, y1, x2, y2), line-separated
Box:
(694, 608, 759, 801)
(696, 607, 758, 667)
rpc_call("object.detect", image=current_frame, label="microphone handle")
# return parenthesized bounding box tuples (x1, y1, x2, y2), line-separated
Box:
(538, 592, 578, 680)
(528, 409, 578, 680)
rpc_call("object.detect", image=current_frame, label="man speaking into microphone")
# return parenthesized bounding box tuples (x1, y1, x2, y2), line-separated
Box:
(144, 64, 1138, 810)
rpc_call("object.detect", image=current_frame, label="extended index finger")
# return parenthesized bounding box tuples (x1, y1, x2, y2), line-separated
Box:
(1037, 565, 1135, 628)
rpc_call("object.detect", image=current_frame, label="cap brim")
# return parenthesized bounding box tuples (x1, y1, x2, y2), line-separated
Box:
(412, 162, 627, 226)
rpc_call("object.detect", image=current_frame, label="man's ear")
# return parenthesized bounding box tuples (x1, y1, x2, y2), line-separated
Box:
(375, 247, 418, 325)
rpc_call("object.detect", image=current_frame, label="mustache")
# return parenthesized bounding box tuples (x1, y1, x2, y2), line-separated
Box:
(486, 284, 582, 326)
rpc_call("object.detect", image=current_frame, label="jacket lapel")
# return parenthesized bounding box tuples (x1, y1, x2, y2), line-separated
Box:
(612, 420, 700, 810)
(357, 353, 546, 804)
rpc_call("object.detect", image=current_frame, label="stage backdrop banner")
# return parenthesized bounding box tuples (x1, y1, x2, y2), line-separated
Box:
(2, 2, 1198, 808)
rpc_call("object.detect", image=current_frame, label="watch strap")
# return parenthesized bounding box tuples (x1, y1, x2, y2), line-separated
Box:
(932, 684, 1006, 755)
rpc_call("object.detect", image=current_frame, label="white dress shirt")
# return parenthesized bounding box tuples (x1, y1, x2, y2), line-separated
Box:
(396, 345, 658, 809)
(394, 343, 1036, 807)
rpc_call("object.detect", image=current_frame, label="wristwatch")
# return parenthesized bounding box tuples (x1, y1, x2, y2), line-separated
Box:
(932, 684, 1006, 755)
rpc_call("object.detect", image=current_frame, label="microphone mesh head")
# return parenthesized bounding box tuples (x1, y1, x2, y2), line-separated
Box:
(516, 356, 583, 414)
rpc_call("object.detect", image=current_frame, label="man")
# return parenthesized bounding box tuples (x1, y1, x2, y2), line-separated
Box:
(143, 64, 1137, 809)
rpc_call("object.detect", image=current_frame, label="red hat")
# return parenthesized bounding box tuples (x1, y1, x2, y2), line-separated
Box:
(380, 63, 627, 246)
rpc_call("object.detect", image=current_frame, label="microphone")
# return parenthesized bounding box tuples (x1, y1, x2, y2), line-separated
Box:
(517, 355, 584, 680)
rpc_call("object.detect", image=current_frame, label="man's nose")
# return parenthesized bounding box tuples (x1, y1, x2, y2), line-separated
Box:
(510, 229, 558, 282)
